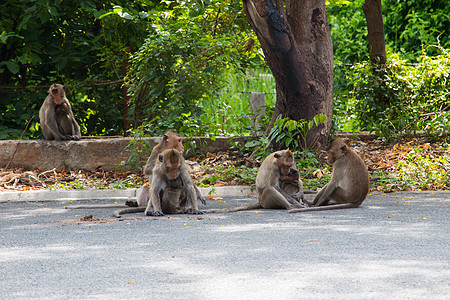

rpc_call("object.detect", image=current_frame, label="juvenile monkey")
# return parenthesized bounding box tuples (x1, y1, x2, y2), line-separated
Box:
(207, 149, 307, 213)
(39, 84, 81, 140)
(280, 167, 303, 196)
(288, 138, 369, 213)
(113, 149, 202, 217)
(127, 130, 205, 208)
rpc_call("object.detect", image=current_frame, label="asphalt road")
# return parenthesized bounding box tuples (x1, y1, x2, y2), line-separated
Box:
(1, 191, 449, 299)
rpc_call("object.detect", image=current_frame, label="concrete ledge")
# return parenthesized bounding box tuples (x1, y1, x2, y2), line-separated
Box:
(0, 136, 251, 171)
(0, 186, 255, 202)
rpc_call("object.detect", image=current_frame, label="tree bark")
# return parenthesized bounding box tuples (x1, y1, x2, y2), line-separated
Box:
(362, 0, 387, 64)
(243, 0, 333, 150)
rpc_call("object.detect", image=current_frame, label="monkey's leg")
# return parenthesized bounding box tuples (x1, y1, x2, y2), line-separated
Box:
(259, 186, 298, 209)
(135, 185, 150, 207)
(311, 182, 338, 206)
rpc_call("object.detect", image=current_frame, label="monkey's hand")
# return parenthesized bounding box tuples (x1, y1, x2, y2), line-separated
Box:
(146, 210, 164, 217)
(191, 210, 204, 215)
(198, 196, 206, 205)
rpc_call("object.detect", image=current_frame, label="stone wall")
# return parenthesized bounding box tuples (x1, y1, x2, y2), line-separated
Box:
(0, 136, 250, 171)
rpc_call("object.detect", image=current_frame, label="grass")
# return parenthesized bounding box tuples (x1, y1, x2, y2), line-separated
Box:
(200, 67, 276, 136)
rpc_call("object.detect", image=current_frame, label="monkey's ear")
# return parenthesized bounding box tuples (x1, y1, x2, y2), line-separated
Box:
(274, 153, 281, 159)
(340, 144, 348, 154)
(163, 134, 169, 143)
(158, 154, 163, 162)
(63, 85, 66, 90)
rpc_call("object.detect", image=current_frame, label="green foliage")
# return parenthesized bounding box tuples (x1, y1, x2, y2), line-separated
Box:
(383, 0, 450, 59)
(327, 0, 450, 133)
(268, 114, 328, 150)
(347, 48, 450, 140)
(126, 1, 256, 136)
(198, 165, 257, 187)
(0, 0, 151, 138)
(375, 146, 450, 192)
(200, 68, 276, 136)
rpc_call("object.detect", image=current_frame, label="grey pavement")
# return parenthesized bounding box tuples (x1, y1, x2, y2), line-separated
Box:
(0, 189, 449, 299)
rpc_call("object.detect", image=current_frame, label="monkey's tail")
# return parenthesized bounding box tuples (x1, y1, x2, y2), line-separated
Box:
(203, 203, 262, 213)
(288, 203, 357, 213)
(112, 207, 145, 218)
(65, 204, 129, 209)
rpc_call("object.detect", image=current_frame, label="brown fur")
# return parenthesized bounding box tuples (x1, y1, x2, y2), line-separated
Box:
(207, 149, 307, 213)
(289, 138, 369, 213)
(131, 130, 205, 207)
(39, 84, 81, 140)
(113, 149, 202, 217)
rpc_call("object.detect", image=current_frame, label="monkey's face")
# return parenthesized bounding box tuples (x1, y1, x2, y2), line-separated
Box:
(165, 162, 181, 180)
(164, 136, 185, 153)
(326, 151, 335, 164)
(49, 84, 64, 105)
(279, 163, 294, 176)
(175, 137, 184, 153)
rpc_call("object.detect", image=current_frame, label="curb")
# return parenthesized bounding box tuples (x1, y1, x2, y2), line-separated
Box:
(0, 186, 255, 202)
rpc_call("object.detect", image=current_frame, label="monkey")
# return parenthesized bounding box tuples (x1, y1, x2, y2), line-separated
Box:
(279, 167, 303, 196)
(39, 84, 81, 141)
(126, 130, 206, 208)
(113, 149, 202, 218)
(64, 130, 205, 212)
(205, 149, 307, 213)
(288, 138, 369, 213)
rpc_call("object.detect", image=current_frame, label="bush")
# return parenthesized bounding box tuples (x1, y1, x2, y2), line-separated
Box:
(346, 47, 450, 139)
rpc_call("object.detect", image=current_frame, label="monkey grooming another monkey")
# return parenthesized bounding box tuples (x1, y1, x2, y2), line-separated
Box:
(288, 138, 369, 213)
(206, 149, 307, 213)
(127, 130, 206, 208)
(39, 84, 81, 140)
(113, 149, 202, 218)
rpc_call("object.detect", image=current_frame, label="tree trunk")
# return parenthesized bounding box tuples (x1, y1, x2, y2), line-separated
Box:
(243, 0, 333, 150)
(362, 0, 387, 64)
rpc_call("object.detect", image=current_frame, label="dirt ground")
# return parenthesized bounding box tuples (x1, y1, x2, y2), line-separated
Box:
(0, 136, 448, 192)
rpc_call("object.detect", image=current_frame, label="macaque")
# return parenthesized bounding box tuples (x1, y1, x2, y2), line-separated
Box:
(39, 84, 81, 140)
(206, 149, 307, 213)
(288, 138, 369, 213)
(126, 130, 206, 208)
(113, 149, 202, 218)
(280, 167, 302, 196)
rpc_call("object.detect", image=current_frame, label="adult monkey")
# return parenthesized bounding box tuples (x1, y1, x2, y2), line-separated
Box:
(289, 138, 369, 213)
(126, 130, 206, 208)
(39, 84, 81, 140)
(206, 149, 307, 213)
(113, 149, 202, 217)
(65, 130, 205, 211)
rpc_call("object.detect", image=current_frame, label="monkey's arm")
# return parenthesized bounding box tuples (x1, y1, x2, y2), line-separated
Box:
(44, 107, 67, 140)
(274, 185, 302, 205)
(311, 182, 338, 206)
(143, 152, 157, 177)
(145, 175, 164, 216)
(71, 117, 81, 140)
